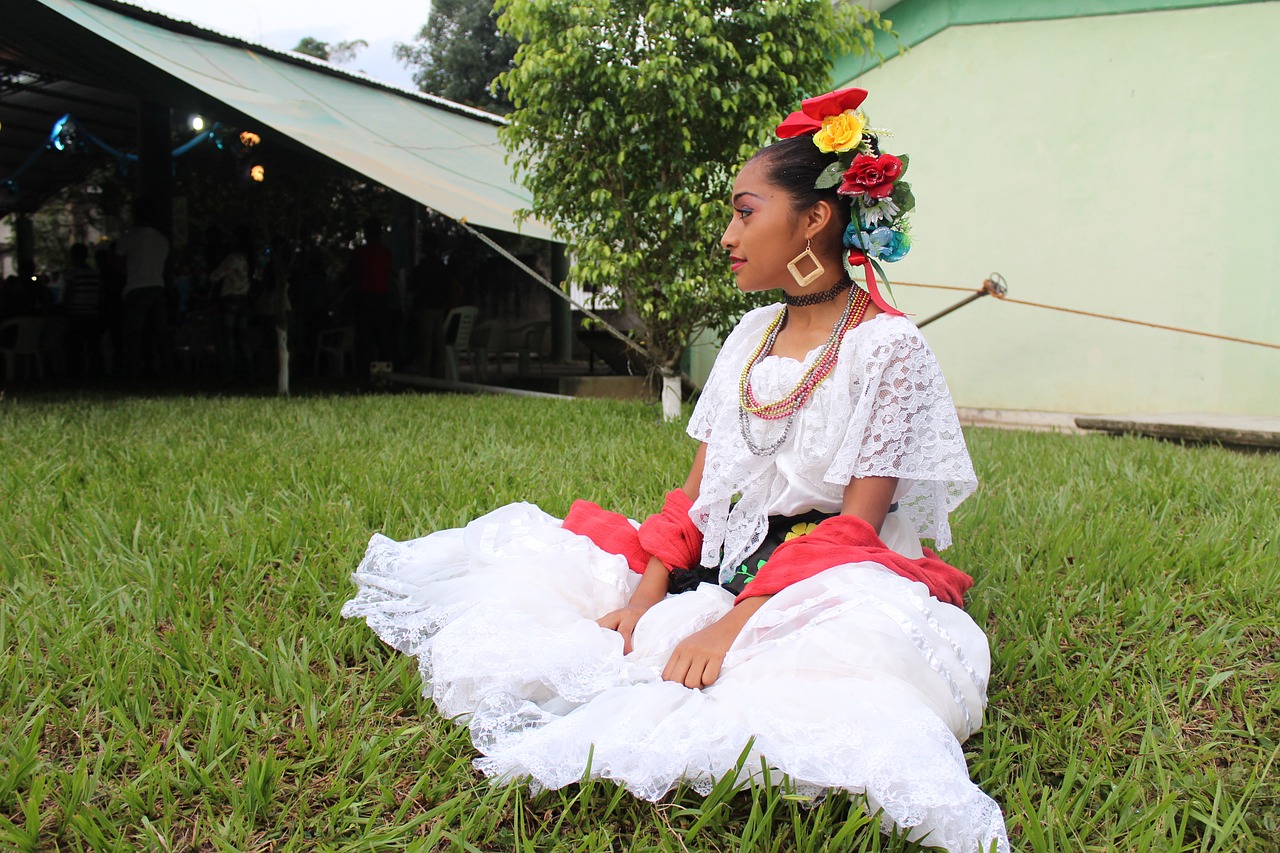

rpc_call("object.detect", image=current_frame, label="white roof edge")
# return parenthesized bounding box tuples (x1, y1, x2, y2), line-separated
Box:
(93, 0, 508, 126)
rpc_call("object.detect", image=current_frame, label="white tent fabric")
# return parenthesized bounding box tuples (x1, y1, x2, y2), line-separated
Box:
(34, 0, 551, 240)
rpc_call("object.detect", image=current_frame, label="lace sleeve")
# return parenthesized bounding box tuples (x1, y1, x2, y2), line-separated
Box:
(826, 323, 977, 548)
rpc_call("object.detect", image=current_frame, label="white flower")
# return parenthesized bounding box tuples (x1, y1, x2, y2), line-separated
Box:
(859, 196, 900, 226)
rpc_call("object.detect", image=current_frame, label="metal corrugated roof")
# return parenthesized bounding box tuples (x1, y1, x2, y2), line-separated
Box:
(1, 0, 550, 239)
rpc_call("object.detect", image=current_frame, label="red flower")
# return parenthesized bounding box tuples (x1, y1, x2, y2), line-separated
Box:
(776, 88, 869, 138)
(837, 153, 903, 200)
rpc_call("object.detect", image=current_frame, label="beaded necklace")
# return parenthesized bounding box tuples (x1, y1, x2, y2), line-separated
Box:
(737, 287, 871, 456)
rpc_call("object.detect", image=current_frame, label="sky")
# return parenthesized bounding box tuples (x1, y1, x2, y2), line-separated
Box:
(131, 0, 428, 88)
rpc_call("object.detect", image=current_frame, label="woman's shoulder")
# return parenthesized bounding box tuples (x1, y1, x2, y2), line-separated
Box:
(849, 313, 933, 356)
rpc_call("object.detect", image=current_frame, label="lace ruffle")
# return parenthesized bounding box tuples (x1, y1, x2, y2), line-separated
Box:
(342, 514, 1009, 852)
(688, 309, 977, 577)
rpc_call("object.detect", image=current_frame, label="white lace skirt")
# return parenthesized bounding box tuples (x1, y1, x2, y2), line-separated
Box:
(341, 502, 1009, 853)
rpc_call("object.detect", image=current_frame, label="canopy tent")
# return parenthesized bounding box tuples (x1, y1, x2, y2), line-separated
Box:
(1, 0, 550, 240)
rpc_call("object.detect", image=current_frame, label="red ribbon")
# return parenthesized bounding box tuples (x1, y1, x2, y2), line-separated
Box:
(849, 251, 904, 317)
(776, 88, 869, 138)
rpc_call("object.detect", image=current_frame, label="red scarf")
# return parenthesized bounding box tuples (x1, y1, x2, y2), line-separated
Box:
(560, 500, 650, 574)
(737, 514, 972, 607)
(561, 489, 703, 575)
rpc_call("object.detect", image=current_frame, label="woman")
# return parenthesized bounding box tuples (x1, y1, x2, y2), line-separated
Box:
(209, 226, 256, 381)
(343, 88, 1009, 852)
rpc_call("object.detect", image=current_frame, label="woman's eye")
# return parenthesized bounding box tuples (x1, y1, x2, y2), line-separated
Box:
(735, 207, 752, 220)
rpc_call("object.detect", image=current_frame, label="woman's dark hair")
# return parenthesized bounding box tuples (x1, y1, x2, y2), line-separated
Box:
(748, 135, 851, 232)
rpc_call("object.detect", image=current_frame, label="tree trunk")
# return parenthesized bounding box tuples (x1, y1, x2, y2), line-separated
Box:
(660, 371, 681, 423)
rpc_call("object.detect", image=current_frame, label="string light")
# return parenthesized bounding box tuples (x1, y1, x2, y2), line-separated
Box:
(240, 131, 261, 147)
(190, 115, 204, 131)
(250, 164, 265, 182)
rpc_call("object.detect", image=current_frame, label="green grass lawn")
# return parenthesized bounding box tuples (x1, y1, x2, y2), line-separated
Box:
(1, 392, 1276, 851)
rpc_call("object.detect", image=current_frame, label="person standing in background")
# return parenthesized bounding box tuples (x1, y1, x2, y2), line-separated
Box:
(347, 216, 393, 373)
(115, 197, 170, 381)
(62, 243, 104, 380)
(208, 226, 256, 384)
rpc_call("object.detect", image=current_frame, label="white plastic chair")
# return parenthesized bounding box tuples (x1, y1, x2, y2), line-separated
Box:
(441, 306, 478, 382)
(1, 317, 47, 382)
(470, 319, 506, 383)
(314, 326, 356, 377)
(516, 320, 551, 375)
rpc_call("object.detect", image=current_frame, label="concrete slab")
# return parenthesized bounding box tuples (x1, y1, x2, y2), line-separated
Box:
(1074, 413, 1280, 449)
(956, 407, 1086, 434)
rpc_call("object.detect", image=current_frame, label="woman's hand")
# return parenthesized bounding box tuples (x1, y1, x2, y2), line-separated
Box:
(596, 604, 650, 655)
(598, 555, 670, 654)
(662, 595, 770, 688)
(661, 618, 739, 688)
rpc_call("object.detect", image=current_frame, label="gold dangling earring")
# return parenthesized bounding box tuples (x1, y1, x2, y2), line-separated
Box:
(787, 239, 824, 288)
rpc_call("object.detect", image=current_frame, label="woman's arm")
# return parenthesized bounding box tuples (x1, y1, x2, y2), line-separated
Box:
(840, 475, 898, 533)
(682, 442, 707, 500)
(660, 474, 901, 689)
(596, 555, 669, 654)
(596, 443, 708, 653)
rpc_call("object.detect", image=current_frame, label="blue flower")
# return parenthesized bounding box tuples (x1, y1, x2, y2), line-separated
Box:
(865, 227, 894, 260)
(881, 229, 911, 262)
(845, 224, 910, 262)
(842, 221, 862, 250)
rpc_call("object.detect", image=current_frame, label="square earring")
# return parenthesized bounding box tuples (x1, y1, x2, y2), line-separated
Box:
(787, 240, 824, 287)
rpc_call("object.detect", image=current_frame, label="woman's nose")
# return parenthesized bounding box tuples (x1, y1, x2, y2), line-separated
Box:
(720, 220, 736, 250)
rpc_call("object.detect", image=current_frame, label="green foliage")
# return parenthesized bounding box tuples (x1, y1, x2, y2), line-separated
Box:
(394, 0, 517, 114)
(27, 164, 130, 272)
(291, 36, 368, 65)
(495, 1, 887, 370)
(0, 393, 1277, 850)
(291, 36, 330, 60)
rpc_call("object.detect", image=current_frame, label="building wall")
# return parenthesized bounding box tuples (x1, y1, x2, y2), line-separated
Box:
(836, 1, 1279, 415)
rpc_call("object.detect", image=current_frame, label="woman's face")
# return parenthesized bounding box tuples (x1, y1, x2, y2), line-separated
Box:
(720, 159, 809, 294)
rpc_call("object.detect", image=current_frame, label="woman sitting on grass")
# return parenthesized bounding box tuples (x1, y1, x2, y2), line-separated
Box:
(343, 88, 1009, 853)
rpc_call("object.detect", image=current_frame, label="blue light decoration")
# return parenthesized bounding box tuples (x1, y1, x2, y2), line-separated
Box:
(1, 113, 233, 196)
(50, 114, 71, 151)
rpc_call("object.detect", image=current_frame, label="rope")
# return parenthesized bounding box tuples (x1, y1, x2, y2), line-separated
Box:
(893, 279, 1280, 351)
(453, 219, 654, 363)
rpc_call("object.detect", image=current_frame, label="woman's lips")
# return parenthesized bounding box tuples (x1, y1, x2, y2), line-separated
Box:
(730, 257, 745, 272)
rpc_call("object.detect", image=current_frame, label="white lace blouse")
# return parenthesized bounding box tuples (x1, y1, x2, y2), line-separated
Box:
(687, 305, 978, 580)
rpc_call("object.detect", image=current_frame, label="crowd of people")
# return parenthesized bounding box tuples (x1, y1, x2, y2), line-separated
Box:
(0, 207, 464, 388)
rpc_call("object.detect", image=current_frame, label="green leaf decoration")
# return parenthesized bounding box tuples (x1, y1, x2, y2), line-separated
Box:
(897, 154, 909, 177)
(869, 257, 900, 308)
(892, 181, 916, 214)
(815, 160, 847, 190)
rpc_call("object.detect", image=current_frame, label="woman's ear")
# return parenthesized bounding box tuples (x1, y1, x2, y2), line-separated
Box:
(803, 199, 837, 241)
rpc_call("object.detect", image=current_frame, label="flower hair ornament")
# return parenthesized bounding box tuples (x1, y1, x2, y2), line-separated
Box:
(776, 88, 915, 317)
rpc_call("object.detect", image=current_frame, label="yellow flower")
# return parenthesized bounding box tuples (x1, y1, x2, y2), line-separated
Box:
(813, 110, 866, 154)
(784, 522, 820, 541)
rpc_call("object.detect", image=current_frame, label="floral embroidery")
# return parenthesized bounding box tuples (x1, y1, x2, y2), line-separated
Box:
(785, 522, 819, 541)
(732, 558, 768, 585)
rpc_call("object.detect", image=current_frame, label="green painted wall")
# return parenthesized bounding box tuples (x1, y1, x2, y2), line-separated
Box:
(834, 0, 1270, 82)
(833, 1, 1280, 415)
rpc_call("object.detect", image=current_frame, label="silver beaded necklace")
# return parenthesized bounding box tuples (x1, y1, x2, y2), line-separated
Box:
(737, 289, 858, 457)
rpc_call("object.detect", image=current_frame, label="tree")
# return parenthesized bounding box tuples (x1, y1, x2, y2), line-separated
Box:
(394, 0, 517, 114)
(495, 1, 886, 407)
(292, 37, 369, 65)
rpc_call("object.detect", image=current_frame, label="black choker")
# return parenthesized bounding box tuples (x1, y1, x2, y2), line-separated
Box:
(784, 277, 852, 307)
